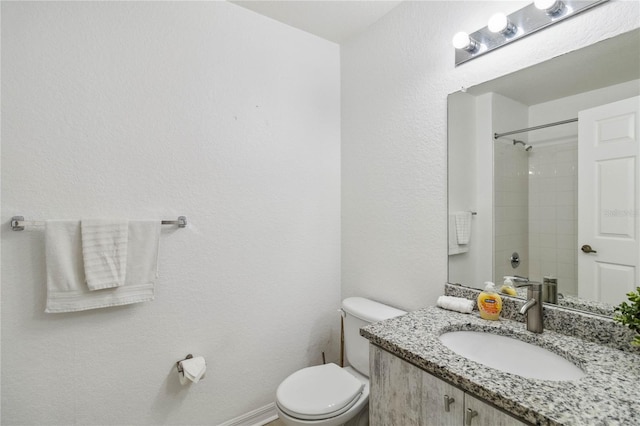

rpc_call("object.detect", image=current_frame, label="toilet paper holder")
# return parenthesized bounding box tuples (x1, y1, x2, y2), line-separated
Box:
(176, 354, 193, 375)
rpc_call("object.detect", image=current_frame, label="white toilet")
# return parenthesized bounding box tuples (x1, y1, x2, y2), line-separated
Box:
(275, 297, 406, 426)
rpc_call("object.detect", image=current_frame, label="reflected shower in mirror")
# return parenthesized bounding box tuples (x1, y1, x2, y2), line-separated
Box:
(448, 29, 640, 317)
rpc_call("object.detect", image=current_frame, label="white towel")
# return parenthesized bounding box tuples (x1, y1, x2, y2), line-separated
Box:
(81, 219, 129, 291)
(45, 220, 161, 313)
(448, 214, 467, 255)
(437, 296, 474, 314)
(454, 211, 472, 245)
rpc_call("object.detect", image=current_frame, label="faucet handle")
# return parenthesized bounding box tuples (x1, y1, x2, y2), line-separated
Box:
(504, 275, 529, 283)
(513, 281, 542, 290)
(513, 281, 542, 288)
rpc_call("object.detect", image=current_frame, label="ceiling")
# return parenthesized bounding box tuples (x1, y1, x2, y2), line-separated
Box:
(229, 0, 403, 43)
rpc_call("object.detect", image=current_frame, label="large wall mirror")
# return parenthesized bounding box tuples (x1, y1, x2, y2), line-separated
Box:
(448, 28, 640, 317)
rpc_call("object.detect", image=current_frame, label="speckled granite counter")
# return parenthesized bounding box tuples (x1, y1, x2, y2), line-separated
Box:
(362, 306, 640, 426)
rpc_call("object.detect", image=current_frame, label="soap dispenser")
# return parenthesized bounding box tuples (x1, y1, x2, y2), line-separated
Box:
(477, 281, 502, 320)
(500, 277, 517, 296)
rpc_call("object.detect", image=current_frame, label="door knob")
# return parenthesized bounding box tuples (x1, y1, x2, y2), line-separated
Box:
(581, 244, 597, 253)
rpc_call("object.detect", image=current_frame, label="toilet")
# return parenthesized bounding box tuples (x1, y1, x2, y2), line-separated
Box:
(275, 297, 406, 426)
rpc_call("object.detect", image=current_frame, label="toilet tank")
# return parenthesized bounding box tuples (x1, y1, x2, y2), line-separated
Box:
(342, 297, 406, 377)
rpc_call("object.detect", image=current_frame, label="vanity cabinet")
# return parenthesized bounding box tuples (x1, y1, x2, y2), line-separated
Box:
(369, 345, 527, 426)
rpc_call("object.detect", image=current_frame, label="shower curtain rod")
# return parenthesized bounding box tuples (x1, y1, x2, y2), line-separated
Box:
(494, 117, 578, 140)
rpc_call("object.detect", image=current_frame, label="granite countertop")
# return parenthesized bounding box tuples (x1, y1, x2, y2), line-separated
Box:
(361, 306, 640, 426)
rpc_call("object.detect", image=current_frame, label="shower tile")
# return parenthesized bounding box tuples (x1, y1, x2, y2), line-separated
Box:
(557, 248, 575, 263)
(539, 261, 558, 276)
(539, 191, 556, 206)
(556, 191, 575, 206)
(557, 233, 575, 249)
(540, 248, 558, 262)
(539, 233, 557, 248)
(556, 205, 574, 220)
(556, 176, 574, 191)
(556, 220, 575, 234)
(537, 206, 556, 221)
(557, 262, 575, 278)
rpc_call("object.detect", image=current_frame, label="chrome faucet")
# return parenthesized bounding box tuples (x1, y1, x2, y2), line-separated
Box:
(514, 281, 544, 333)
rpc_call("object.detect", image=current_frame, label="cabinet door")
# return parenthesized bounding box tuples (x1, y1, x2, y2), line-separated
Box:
(422, 367, 465, 426)
(369, 345, 464, 425)
(464, 394, 527, 426)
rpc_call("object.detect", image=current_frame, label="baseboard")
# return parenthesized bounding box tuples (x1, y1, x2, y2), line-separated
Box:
(218, 402, 279, 426)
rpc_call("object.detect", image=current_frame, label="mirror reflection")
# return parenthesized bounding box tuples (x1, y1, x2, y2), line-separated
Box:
(448, 29, 640, 316)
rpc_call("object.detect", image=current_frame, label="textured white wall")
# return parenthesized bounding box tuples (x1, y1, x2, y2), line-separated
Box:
(1, 2, 340, 424)
(341, 0, 640, 311)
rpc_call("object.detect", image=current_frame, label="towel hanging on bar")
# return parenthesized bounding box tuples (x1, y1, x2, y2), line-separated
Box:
(10, 216, 187, 231)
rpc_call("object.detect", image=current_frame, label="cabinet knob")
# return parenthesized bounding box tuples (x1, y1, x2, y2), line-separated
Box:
(465, 408, 478, 426)
(443, 394, 455, 412)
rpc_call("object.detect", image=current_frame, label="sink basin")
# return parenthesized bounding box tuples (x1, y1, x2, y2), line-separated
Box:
(439, 330, 585, 381)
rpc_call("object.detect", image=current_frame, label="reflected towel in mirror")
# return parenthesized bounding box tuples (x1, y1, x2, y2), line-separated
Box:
(448, 213, 471, 255)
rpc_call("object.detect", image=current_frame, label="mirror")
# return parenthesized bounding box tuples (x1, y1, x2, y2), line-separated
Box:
(448, 29, 640, 317)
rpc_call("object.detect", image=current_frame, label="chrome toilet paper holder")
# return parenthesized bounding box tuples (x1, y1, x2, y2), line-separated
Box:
(176, 354, 193, 375)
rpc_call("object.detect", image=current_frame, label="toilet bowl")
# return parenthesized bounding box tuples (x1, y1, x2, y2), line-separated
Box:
(274, 297, 405, 426)
(275, 364, 369, 426)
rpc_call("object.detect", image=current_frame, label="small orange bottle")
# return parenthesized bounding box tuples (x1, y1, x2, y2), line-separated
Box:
(477, 282, 502, 320)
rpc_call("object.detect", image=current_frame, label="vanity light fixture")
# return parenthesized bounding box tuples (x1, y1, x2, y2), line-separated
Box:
(453, 0, 608, 66)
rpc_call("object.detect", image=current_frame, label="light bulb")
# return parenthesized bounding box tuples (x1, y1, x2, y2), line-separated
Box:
(535, 0, 557, 9)
(488, 12, 516, 35)
(452, 32, 470, 49)
(452, 32, 478, 52)
(534, 0, 564, 15)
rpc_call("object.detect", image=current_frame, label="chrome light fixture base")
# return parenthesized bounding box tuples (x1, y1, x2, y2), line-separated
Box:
(454, 0, 609, 66)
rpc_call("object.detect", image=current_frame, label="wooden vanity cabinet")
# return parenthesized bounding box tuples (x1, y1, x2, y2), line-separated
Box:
(369, 345, 527, 426)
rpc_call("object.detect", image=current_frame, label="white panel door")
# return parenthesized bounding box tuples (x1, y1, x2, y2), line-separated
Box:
(578, 96, 639, 305)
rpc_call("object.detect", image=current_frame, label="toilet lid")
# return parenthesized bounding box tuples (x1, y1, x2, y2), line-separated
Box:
(276, 363, 364, 420)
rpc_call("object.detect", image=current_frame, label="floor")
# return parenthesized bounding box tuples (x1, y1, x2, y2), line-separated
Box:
(265, 419, 285, 426)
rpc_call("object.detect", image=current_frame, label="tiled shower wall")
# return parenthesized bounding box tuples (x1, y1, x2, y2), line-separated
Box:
(527, 141, 578, 295)
(494, 140, 529, 283)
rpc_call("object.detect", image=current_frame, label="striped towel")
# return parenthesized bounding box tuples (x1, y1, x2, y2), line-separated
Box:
(81, 219, 129, 291)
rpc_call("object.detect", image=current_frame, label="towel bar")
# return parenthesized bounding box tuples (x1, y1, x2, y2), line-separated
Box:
(10, 215, 187, 231)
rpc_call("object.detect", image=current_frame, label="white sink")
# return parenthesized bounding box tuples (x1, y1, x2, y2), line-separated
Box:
(439, 330, 585, 381)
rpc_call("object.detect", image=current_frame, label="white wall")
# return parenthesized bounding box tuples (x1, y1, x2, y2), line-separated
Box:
(1, 2, 340, 425)
(341, 0, 640, 311)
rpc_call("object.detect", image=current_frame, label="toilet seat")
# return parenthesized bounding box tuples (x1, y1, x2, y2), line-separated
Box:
(276, 363, 364, 421)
